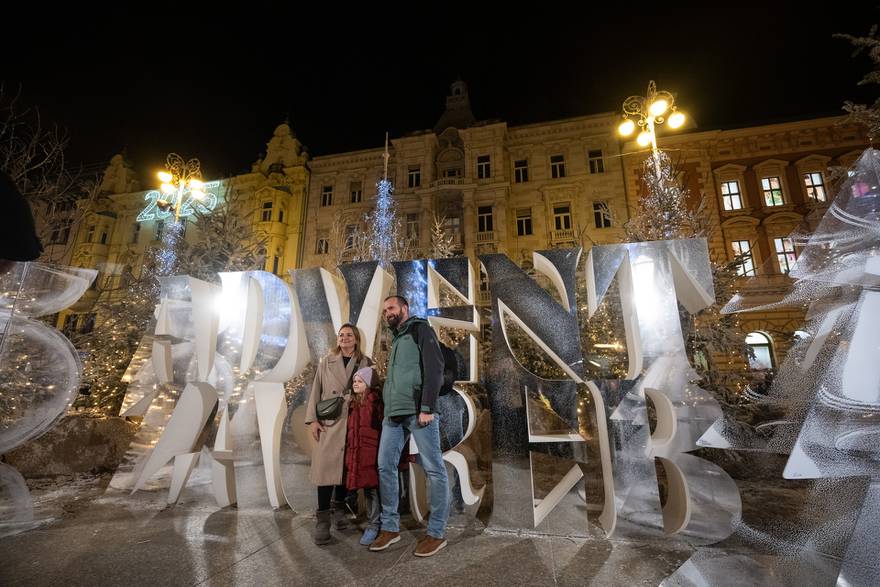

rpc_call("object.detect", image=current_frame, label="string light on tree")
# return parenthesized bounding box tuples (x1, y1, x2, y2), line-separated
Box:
(369, 132, 399, 266)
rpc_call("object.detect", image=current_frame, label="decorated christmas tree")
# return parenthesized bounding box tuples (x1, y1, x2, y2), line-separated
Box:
(624, 150, 753, 404)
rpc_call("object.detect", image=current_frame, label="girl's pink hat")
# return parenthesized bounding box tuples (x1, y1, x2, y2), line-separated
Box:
(354, 366, 376, 388)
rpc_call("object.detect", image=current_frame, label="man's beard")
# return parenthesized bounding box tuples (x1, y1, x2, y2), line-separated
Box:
(386, 313, 401, 329)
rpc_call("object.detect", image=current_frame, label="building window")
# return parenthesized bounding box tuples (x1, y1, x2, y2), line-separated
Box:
(406, 213, 420, 245)
(550, 154, 566, 179)
(79, 312, 96, 333)
(100, 230, 108, 245)
(516, 208, 533, 236)
(720, 180, 743, 210)
(53, 200, 74, 216)
(774, 237, 797, 274)
(321, 185, 333, 207)
(514, 159, 529, 183)
(86, 225, 95, 243)
(344, 224, 358, 250)
(477, 206, 493, 232)
(588, 149, 605, 174)
(315, 238, 329, 255)
(350, 181, 363, 203)
(746, 331, 775, 370)
(278, 208, 285, 223)
(51, 224, 71, 245)
(553, 205, 572, 231)
(408, 166, 421, 188)
(761, 176, 785, 206)
(272, 256, 280, 274)
(592, 201, 611, 228)
(443, 216, 462, 249)
(477, 155, 491, 179)
(803, 172, 827, 202)
(731, 240, 756, 276)
(443, 167, 462, 178)
(131, 223, 140, 244)
(261, 201, 273, 222)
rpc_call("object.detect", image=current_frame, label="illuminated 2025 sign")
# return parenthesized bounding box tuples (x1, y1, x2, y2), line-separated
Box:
(135, 181, 221, 222)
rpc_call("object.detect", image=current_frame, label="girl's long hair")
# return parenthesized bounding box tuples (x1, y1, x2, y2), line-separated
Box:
(352, 368, 382, 405)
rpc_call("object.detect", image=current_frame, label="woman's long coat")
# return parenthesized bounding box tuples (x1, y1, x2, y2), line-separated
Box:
(304, 352, 372, 486)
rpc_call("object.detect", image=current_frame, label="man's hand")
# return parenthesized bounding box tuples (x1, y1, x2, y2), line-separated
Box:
(310, 421, 325, 441)
(418, 412, 434, 427)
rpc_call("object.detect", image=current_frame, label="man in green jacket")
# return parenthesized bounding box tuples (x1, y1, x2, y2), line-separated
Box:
(369, 295, 449, 557)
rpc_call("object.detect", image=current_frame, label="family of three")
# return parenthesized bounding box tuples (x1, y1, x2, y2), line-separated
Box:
(304, 295, 450, 557)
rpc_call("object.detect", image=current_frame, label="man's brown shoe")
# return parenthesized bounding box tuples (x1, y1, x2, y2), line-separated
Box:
(368, 530, 401, 551)
(414, 535, 447, 557)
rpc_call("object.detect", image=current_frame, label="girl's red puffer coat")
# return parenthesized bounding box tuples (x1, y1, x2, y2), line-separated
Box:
(345, 389, 383, 490)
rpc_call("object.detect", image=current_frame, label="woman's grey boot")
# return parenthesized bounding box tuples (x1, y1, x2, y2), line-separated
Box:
(314, 510, 331, 545)
(331, 500, 350, 530)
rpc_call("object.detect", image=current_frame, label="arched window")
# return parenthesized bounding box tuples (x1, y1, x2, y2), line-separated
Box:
(746, 331, 774, 370)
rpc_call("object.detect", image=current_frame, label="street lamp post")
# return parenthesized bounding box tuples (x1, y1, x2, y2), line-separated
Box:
(617, 80, 686, 175)
(156, 153, 206, 223)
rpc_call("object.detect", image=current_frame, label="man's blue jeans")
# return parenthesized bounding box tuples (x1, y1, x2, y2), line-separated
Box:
(377, 414, 449, 539)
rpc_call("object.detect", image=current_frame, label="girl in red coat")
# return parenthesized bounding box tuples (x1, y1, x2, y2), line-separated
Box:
(346, 366, 383, 545)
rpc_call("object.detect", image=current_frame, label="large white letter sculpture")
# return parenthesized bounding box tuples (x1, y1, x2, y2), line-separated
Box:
(391, 257, 489, 522)
(481, 239, 741, 543)
(131, 271, 310, 509)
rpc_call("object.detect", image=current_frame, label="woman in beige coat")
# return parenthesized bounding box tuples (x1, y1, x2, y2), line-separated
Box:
(304, 322, 372, 545)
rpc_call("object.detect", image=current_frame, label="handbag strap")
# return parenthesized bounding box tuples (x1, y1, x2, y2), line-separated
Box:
(342, 361, 358, 396)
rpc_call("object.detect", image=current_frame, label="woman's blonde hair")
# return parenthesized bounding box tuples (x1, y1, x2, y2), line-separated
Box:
(332, 322, 364, 362)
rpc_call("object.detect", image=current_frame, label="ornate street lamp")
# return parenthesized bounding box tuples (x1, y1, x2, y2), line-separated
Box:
(156, 153, 206, 222)
(618, 80, 687, 173)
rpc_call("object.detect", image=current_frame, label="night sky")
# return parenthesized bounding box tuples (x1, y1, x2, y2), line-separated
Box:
(4, 4, 879, 184)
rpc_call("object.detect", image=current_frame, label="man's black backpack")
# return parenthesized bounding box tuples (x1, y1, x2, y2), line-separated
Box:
(439, 342, 459, 396)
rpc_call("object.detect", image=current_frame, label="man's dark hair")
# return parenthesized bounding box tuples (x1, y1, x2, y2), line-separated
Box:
(384, 295, 409, 308)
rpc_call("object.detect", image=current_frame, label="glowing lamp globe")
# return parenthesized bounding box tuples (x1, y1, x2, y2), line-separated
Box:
(668, 111, 686, 129)
(649, 98, 669, 117)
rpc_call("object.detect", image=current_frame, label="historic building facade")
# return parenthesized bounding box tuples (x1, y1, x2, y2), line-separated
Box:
(620, 118, 866, 367)
(46, 81, 868, 370)
(46, 123, 310, 332)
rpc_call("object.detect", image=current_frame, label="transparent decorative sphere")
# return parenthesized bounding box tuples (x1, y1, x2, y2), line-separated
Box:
(0, 315, 82, 453)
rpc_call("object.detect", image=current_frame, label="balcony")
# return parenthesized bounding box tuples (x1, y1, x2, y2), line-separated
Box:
(475, 230, 495, 243)
(478, 290, 491, 305)
(551, 229, 576, 242)
(430, 177, 466, 188)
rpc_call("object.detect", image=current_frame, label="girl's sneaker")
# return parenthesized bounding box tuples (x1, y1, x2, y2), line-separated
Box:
(360, 527, 380, 545)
